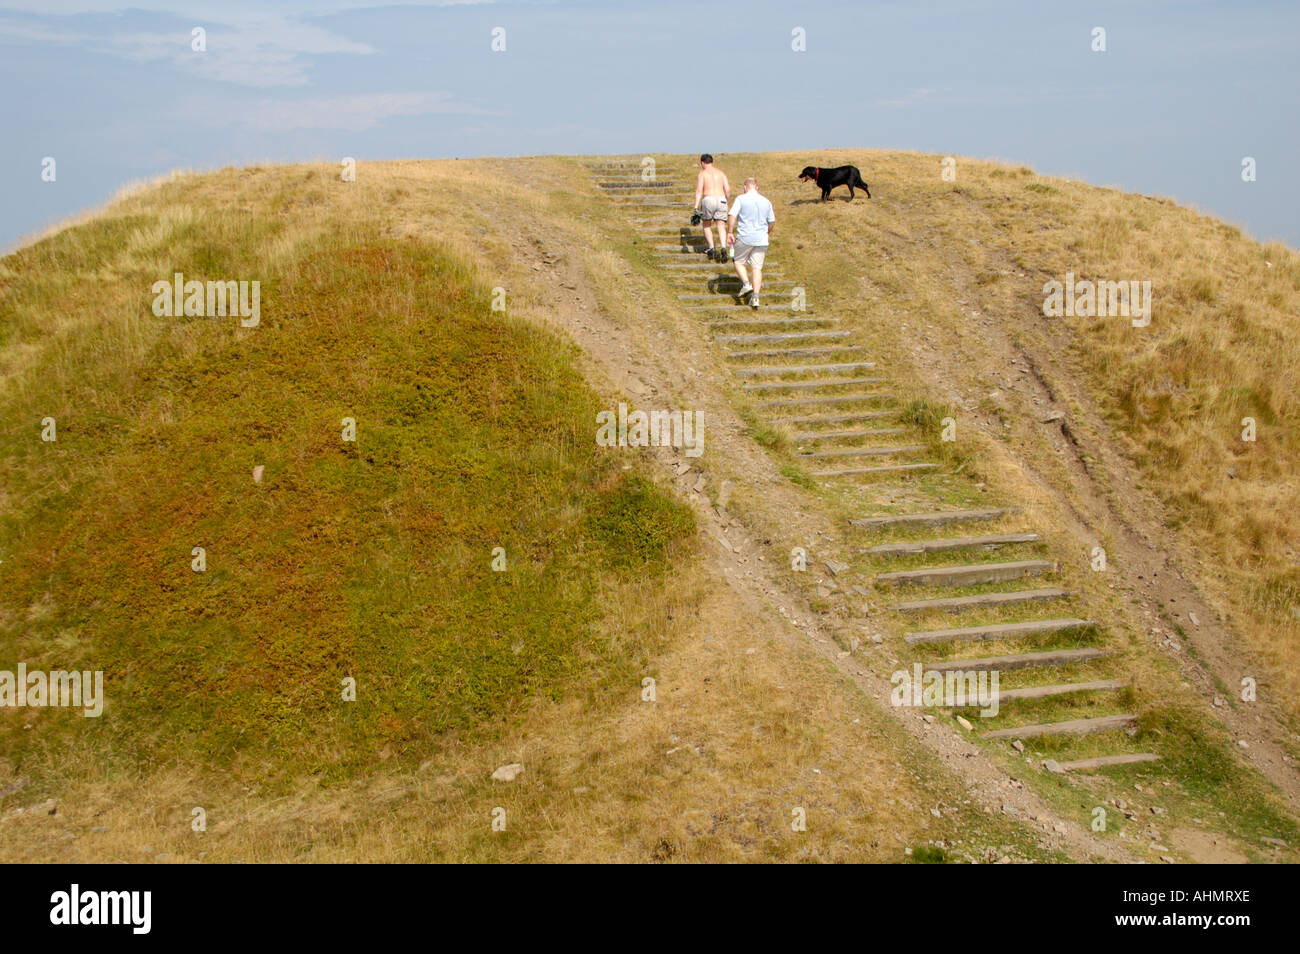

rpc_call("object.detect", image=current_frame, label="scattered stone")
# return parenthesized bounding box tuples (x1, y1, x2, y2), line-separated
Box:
(1237, 739, 1250, 749)
(1011, 740, 1025, 753)
(491, 763, 524, 782)
(955, 716, 973, 732)
(1212, 696, 1226, 708)
(717, 479, 734, 509)
(0, 779, 29, 797)
(1040, 410, 1065, 423)
(1043, 759, 1064, 775)
(824, 559, 848, 576)
(1188, 611, 1199, 626)
(922, 714, 936, 724)
(252, 465, 264, 484)
(1261, 837, 1288, 848)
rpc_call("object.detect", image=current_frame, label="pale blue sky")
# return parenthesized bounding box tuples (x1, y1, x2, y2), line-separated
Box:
(1, 0, 1296, 250)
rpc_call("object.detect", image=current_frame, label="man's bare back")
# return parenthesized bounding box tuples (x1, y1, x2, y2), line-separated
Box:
(697, 166, 729, 198)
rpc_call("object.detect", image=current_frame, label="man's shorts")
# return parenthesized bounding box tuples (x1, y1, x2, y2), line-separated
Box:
(733, 240, 767, 267)
(699, 196, 728, 221)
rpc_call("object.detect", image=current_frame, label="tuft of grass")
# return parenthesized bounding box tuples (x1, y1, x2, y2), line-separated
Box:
(584, 472, 696, 570)
(910, 844, 947, 863)
(779, 463, 815, 489)
(740, 406, 790, 452)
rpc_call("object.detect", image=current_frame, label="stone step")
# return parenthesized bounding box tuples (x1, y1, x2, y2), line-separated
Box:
(733, 361, 876, 377)
(889, 588, 1072, 613)
(671, 274, 790, 282)
(714, 330, 850, 345)
(803, 444, 926, 460)
(599, 184, 678, 191)
(758, 393, 896, 410)
(686, 304, 805, 312)
(812, 462, 938, 478)
(610, 198, 693, 205)
(725, 345, 866, 360)
(1055, 753, 1159, 772)
(677, 290, 797, 299)
(904, 617, 1094, 646)
(794, 427, 907, 441)
(644, 231, 735, 238)
(661, 262, 774, 270)
(776, 410, 898, 425)
(983, 714, 1136, 741)
(667, 272, 790, 279)
(743, 377, 885, 392)
(995, 679, 1124, 703)
(705, 317, 836, 330)
(923, 647, 1108, 673)
(864, 533, 1040, 557)
(852, 507, 1022, 530)
(665, 270, 789, 279)
(876, 560, 1053, 587)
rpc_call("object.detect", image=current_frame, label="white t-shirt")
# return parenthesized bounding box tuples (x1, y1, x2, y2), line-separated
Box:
(729, 190, 775, 245)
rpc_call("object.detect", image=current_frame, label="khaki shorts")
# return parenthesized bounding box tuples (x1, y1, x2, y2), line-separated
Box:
(733, 241, 767, 267)
(699, 196, 728, 221)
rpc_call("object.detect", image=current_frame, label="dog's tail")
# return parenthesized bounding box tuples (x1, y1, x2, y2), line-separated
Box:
(853, 168, 871, 197)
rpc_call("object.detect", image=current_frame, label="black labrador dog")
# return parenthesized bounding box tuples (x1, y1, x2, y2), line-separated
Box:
(798, 165, 871, 201)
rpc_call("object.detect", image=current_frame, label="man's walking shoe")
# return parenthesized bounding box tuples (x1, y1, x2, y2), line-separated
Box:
(737, 282, 753, 298)
(750, 295, 760, 309)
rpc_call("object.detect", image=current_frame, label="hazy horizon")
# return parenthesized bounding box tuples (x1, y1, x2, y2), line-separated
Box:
(3, 0, 1297, 251)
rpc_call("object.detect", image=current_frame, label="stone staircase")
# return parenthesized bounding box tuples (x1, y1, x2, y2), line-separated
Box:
(585, 157, 1158, 777)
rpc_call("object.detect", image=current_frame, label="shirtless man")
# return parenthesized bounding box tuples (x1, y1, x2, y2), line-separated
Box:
(692, 154, 731, 263)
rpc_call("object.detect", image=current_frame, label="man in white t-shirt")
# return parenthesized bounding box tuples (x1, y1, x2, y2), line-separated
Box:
(726, 178, 775, 308)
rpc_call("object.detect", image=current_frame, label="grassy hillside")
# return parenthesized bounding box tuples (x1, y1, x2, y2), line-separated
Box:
(0, 160, 1054, 863)
(3, 150, 1296, 862)
(0, 192, 699, 784)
